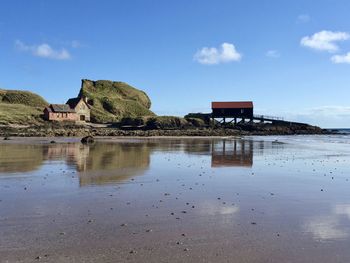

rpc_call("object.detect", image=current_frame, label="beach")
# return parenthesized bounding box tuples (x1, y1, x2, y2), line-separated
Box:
(1, 135, 350, 262)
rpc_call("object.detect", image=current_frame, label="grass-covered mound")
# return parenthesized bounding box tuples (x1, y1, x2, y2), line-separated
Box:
(78, 79, 155, 123)
(0, 104, 44, 125)
(0, 89, 48, 125)
(0, 89, 48, 108)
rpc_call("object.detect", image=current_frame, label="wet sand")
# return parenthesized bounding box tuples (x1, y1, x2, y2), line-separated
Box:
(1, 136, 350, 262)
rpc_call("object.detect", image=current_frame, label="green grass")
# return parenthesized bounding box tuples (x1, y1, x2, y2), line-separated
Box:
(78, 79, 155, 123)
(0, 103, 43, 125)
(0, 89, 48, 108)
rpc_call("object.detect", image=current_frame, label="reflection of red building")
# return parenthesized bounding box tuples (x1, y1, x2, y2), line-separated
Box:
(211, 140, 253, 167)
(44, 143, 89, 171)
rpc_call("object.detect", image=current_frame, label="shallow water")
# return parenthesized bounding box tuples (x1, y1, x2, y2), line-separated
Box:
(1, 136, 350, 262)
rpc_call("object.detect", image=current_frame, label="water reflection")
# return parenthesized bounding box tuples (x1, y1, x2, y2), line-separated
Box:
(0, 139, 284, 185)
(0, 144, 44, 173)
(211, 140, 253, 167)
(305, 204, 350, 241)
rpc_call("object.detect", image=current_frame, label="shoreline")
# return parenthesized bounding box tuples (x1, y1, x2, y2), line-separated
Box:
(0, 123, 330, 138)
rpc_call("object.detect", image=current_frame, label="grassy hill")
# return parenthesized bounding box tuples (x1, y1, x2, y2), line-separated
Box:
(0, 89, 48, 125)
(78, 79, 155, 123)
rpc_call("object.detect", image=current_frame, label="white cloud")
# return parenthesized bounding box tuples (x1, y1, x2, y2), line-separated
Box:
(297, 14, 311, 24)
(194, 42, 242, 65)
(15, 40, 71, 60)
(331, 52, 350, 64)
(265, 50, 280, 58)
(300, 30, 350, 52)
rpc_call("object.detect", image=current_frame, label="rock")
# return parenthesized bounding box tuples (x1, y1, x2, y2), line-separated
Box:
(81, 135, 94, 144)
(3, 137, 10, 140)
(50, 140, 56, 144)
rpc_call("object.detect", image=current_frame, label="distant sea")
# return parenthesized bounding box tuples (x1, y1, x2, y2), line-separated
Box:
(327, 128, 350, 134)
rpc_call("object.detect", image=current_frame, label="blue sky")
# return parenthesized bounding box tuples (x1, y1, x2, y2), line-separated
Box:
(1, 0, 350, 128)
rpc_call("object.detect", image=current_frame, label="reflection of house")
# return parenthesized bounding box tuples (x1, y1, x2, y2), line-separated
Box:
(45, 143, 90, 171)
(211, 140, 253, 167)
(43, 97, 90, 122)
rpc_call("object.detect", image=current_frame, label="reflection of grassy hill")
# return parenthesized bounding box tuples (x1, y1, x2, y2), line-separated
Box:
(0, 89, 48, 125)
(78, 79, 155, 123)
(0, 144, 44, 173)
(78, 142, 151, 186)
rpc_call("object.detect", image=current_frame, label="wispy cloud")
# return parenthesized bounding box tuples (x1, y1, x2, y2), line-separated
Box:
(296, 14, 311, 24)
(265, 50, 280, 58)
(285, 106, 350, 127)
(194, 42, 242, 65)
(331, 52, 350, 64)
(15, 40, 71, 60)
(259, 106, 350, 127)
(300, 30, 350, 53)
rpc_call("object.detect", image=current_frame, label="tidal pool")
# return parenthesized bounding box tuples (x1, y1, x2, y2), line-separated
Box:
(1, 136, 350, 262)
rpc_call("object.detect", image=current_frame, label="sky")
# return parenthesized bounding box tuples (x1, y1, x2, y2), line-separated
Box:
(1, 0, 350, 128)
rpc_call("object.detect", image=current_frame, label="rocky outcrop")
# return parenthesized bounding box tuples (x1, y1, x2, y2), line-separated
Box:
(77, 79, 155, 123)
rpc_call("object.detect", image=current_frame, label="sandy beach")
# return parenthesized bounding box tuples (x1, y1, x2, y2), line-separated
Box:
(1, 136, 350, 262)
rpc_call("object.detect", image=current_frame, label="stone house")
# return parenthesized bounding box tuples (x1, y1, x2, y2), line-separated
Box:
(66, 97, 91, 122)
(43, 97, 91, 122)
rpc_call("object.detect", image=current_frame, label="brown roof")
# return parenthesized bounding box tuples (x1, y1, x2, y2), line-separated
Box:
(66, 97, 81, 108)
(66, 97, 91, 109)
(50, 104, 75, 113)
(212, 101, 253, 109)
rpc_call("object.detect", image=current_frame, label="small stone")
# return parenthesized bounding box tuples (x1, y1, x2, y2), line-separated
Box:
(146, 229, 152, 232)
(129, 250, 136, 254)
(120, 223, 127, 227)
(81, 136, 94, 144)
(251, 222, 257, 225)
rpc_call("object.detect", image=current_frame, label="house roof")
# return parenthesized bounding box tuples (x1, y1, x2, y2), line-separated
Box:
(212, 101, 253, 109)
(66, 97, 91, 109)
(50, 104, 76, 113)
